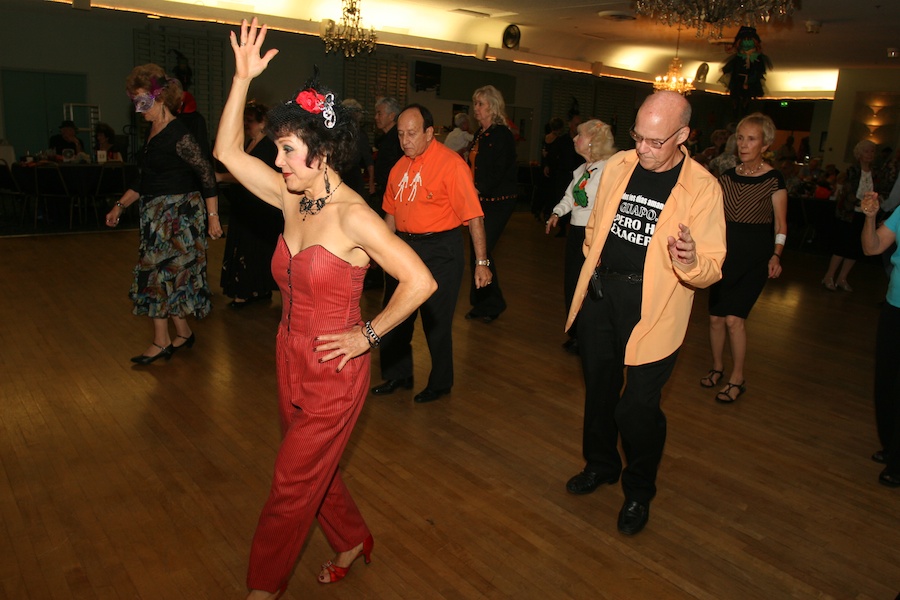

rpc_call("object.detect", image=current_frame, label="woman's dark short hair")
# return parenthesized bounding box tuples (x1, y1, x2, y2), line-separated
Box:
(244, 101, 269, 124)
(266, 79, 357, 173)
(95, 122, 116, 142)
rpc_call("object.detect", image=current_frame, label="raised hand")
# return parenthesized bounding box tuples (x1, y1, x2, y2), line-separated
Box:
(667, 222, 696, 266)
(230, 17, 279, 80)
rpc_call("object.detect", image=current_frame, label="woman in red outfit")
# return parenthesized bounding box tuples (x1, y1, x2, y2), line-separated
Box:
(214, 19, 436, 599)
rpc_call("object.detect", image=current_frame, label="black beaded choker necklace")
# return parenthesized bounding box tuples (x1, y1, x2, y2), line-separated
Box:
(298, 180, 342, 220)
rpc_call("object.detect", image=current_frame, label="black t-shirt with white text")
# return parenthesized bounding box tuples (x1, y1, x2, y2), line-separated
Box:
(601, 159, 684, 273)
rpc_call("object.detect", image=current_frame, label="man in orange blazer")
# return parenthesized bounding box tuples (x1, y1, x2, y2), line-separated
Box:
(564, 91, 726, 535)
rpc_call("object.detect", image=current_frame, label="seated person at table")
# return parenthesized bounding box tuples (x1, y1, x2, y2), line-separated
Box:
(49, 120, 85, 156)
(94, 122, 127, 161)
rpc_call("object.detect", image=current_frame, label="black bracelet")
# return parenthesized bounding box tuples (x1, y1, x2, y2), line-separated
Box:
(772, 253, 782, 260)
(362, 320, 381, 348)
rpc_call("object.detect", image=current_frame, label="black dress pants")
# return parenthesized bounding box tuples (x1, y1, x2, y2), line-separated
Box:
(563, 224, 586, 336)
(379, 228, 464, 391)
(875, 302, 900, 477)
(576, 278, 679, 504)
(469, 198, 516, 317)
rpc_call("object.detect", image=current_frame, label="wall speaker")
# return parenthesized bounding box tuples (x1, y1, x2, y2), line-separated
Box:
(476, 43, 488, 61)
(591, 62, 603, 77)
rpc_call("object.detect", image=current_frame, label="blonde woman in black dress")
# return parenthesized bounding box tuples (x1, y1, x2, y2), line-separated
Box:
(701, 113, 787, 402)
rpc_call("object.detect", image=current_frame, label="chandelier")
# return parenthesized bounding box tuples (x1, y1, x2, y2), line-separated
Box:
(321, 0, 377, 58)
(654, 28, 694, 95)
(633, 0, 795, 39)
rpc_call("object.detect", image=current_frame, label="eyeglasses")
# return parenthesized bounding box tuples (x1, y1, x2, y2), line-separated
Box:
(629, 125, 684, 150)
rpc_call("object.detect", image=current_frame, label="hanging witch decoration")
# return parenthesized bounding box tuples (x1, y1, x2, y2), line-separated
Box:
(719, 26, 773, 117)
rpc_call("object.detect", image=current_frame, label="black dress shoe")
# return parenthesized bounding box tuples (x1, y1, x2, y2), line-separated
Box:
(465, 310, 499, 323)
(872, 450, 887, 464)
(565, 470, 619, 495)
(562, 338, 579, 355)
(413, 388, 450, 403)
(171, 332, 195, 354)
(879, 468, 900, 488)
(617, 500, 650, 535)
(229, 291, 272, 309)
(130, 343, 173, 365)
(371, 377, 414, 395)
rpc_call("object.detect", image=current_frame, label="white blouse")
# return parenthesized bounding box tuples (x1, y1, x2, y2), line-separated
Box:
(551, 159, 608, 227)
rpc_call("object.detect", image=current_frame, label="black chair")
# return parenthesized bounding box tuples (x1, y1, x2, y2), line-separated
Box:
(34, 161, 74, 228)
(94, 162, 130, 224)
(13, 164, 40, 228)
(0, 159, 26, 218)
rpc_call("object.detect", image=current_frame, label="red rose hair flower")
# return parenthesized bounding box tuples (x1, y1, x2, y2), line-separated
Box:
(295, 89, 325, 114)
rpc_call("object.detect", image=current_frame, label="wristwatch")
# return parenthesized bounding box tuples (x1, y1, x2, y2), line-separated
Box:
(476, 259, 491, 267)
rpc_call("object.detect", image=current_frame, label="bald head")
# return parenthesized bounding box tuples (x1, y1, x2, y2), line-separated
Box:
(632, 91, 692, 173)
(639, 91, 692, 129)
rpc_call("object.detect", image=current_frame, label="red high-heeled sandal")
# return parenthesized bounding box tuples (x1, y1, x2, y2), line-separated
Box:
(317, 534, 374, 584)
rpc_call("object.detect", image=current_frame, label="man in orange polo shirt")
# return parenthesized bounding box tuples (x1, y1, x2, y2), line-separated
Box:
(372, 103, 491, 403)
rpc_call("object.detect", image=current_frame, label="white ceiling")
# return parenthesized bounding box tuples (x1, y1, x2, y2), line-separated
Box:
(50, 0, 900, 95)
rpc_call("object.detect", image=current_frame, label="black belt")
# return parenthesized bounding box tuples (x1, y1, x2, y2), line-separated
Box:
(596, 266, 643, 283)
(396, 229, 455, 241)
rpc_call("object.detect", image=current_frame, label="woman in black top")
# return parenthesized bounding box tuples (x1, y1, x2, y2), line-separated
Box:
(218, 101, 282, 307)
(702, 113, 787, 403)
(105, 63, 221, 364)
(467, 84, 518, 322)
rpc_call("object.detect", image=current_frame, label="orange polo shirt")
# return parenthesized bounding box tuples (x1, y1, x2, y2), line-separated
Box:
(382, 139, 483, 234)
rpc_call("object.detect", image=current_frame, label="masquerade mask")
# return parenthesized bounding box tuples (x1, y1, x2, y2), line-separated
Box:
(131, 93, 156, 113)
(128, 76, 168, 113)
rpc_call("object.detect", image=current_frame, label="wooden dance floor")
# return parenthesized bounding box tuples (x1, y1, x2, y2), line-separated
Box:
(1, 212, 898, 598)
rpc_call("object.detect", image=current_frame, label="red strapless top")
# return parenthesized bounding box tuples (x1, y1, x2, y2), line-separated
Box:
(271, 237, 367, 336)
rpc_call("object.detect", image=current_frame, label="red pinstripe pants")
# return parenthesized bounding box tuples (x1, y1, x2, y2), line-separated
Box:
(247, 329, 372, 593)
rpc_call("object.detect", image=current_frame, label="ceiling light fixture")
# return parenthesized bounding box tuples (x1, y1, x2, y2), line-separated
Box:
(321, 0, 376, 58)
(633, 0, 795, 39)
(654, 27, 694, 95)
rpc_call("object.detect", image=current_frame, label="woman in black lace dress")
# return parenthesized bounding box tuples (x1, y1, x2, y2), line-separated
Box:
(218, 101, 282, 308)
(105, 63, 222, 364)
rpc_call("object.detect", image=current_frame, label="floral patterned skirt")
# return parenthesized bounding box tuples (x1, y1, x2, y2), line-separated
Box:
(129, 191, 212, 319)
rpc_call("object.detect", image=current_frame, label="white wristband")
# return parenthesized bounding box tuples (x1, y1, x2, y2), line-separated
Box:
(775, 233, 786, 246)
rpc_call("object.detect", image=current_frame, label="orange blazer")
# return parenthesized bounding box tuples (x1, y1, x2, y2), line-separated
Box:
(565, 147, 726, 366)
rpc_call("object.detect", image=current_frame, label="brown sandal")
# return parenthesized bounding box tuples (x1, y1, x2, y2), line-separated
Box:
(700, 369, 724, 388)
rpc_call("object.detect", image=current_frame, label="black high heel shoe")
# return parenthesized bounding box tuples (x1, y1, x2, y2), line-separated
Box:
(130, 343, 173, 365)
(171, 333, 195, 354)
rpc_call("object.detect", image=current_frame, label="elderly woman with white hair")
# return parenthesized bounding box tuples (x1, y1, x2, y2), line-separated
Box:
(545, 119, 617, 353)
(466, 84, 518, 322)
(822, 139, 885, 291)
(444, 111, 473, 156)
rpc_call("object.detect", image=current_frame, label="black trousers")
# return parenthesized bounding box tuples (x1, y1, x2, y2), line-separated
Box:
(468, 198, 516, 317)
(576, 278, 679, 504)
(379, 228, 464, 391)
(563, 224, 586, 337)
(875, 302, 900, 476)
